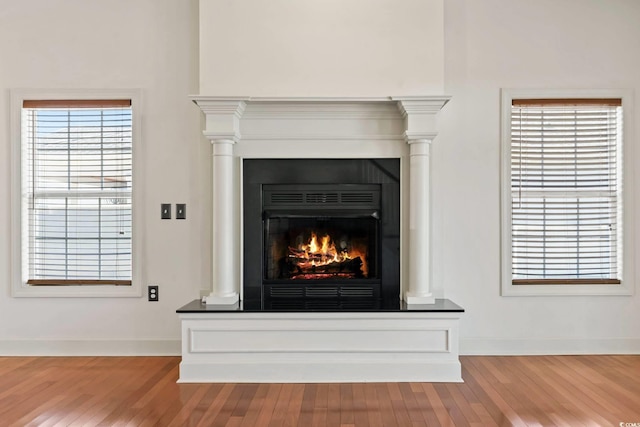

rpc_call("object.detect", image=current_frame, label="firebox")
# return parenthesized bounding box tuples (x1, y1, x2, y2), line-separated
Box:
(263, 184, 381, 298)
(243, 159, 400, 307)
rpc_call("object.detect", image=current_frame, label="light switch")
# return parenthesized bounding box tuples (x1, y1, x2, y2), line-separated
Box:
(161, 203, 171, 219)
(176, 204, 186, 220)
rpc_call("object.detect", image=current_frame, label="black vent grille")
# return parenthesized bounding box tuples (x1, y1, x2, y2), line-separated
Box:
(269, 287, 304, 298)
(341, 193, 374, 204)
(263, 184, 380, 211)
(340, 287, 374, 298)
(270, 193, 304, 204)
(266, 284, 377, 300)
(306, 193, 339, 204)
(305, 287, 339, 298)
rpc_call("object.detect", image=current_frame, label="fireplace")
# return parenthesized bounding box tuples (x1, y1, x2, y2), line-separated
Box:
(243, 158, 400, 308)
(177, 97, 464, 384)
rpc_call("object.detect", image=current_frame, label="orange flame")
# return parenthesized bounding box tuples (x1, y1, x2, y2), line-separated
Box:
(290, 232, 368, 278)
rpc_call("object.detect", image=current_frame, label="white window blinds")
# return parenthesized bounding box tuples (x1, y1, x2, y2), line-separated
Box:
(23, 100, 133, 285)
(510, 99, 622, 285)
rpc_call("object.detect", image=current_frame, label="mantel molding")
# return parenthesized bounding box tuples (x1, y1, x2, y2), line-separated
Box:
(191, 96, 451, 142)
(191, 97, 249, 115)
(395, 97, 451, 142)
(191, 97, 247, 143)
(191, 96, 450, 111)
(394, 96, 451, 117)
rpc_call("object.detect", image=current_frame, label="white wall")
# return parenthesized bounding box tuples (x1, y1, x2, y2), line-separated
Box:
(199, 0, 444, 96)
(438, 0, 640, 353)
(1, 0, 639, 355)
(0, 0, 206, 354)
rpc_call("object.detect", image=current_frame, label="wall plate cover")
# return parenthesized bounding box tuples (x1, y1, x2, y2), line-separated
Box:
(148, 285, 159, 301)
(161, 203, 171, 219)
(176, 203, 186, 220)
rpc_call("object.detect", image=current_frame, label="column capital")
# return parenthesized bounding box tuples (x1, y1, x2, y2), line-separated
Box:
(405, 134, 437, 144)
(191, 96, 248, 117)
(191, 97, 248, 144)
(394, 96, 450, 117)
(394, 96, 450, 144)
(203, 133, 240, 144)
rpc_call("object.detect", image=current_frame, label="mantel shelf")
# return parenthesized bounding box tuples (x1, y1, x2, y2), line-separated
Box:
(177, 298, 465, 313)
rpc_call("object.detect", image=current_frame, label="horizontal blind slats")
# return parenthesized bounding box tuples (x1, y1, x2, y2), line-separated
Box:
(510, 101, 622, 282)
(25, 104, 133, 282)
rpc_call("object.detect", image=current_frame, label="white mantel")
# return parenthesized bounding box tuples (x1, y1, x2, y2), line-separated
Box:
(191, 96, 450, 306)
(179, 96, 463, 383)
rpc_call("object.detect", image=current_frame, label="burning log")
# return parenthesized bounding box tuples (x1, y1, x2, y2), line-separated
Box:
(282, 232, 368, 279)
(288, 247, 306, 257)
(288, 247, 338, 264)
(287, 257, 364, 279)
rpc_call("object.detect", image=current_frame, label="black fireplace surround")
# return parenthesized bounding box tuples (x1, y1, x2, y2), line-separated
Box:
(243, 159, 400, 308)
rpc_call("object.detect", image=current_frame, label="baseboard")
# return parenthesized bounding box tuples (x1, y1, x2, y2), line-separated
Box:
(178, 360, 463, 383)
(0, 339, 181, 356)
(460, 338, 640, 355)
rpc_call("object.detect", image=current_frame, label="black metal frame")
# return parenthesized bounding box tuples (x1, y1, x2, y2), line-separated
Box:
(243, 158, 400, 306)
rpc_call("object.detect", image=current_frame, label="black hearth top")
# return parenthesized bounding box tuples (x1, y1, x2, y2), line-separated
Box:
(176, 298, 464, 313)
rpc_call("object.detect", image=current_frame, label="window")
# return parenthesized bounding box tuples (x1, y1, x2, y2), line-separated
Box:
(11, 90, 143, 297)
(501, 90, 634, 296)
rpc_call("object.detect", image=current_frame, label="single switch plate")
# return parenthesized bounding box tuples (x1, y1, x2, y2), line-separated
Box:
(161, 203, 171, 219)
(176, 203, 186, 220)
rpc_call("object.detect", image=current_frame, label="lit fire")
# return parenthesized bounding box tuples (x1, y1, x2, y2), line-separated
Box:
(287, 232, 368, 279)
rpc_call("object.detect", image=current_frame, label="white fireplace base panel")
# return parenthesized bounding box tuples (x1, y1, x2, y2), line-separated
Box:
(178, 311, 463, 383)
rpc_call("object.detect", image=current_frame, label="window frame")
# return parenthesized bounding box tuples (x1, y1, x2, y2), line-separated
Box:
(501, 89, 635, 296)
(10, 89, 144, 297)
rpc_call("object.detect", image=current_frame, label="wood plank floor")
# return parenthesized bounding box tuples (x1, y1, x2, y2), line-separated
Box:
(0, 355, 639, 426)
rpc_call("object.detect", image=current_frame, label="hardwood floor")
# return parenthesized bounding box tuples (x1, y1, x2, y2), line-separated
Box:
(0, 355, 639, 426)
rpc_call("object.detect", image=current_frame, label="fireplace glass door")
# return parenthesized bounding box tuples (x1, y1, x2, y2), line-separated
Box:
(260, 182, 384, 301)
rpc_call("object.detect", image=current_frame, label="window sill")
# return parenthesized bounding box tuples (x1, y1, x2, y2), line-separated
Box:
(501, 282, 633, 297)
(12, 283, 142, 298)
